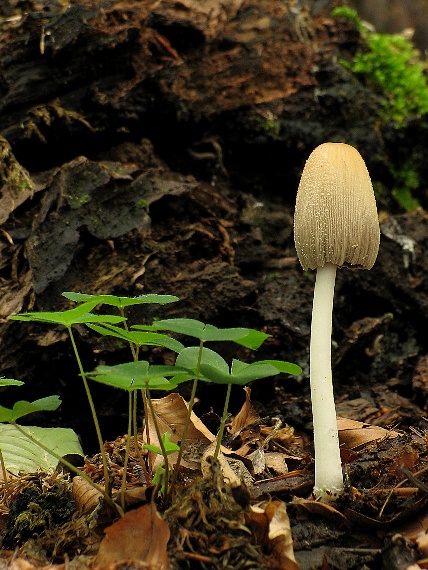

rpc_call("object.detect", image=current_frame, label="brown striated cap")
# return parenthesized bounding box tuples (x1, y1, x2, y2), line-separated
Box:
(294, 142, 380, 271)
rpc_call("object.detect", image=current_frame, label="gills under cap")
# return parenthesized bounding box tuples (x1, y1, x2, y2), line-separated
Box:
(294, 142, 380, 271)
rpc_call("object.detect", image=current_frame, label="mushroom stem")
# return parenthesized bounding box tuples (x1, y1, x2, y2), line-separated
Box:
(310, 262, 344, 497)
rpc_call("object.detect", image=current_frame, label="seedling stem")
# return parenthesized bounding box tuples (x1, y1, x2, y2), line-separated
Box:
(68, 327, 110, 489)
(214, 384, 232, 460)
(170, 340, 204, 489)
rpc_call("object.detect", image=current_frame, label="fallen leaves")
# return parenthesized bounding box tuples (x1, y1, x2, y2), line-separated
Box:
(337, 416, 400, 449)
(247, 500, 298, 570)
(94, 504, 170, 569)
(146, 393, 215, 470)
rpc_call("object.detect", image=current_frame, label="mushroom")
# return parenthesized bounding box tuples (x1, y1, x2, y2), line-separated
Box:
(294, 142, 380, 499)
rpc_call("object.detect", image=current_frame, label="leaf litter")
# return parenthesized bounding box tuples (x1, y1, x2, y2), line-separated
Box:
(2, 383, 428, 570)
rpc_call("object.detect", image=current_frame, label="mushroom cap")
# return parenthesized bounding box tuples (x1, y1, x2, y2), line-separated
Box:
(294, 142, 380, 271)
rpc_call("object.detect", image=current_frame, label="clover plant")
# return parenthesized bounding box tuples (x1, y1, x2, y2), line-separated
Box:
(9, 294, 179, 491)
(9, 292, 301, 510)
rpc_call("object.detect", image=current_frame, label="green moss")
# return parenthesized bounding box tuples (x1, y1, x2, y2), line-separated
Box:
(137, 198, 149, 212)
(254, 116, 281, 138)
(252, 110, 281, 139)
(65, 191, 90, 209)
(390, 161, 421, 211)
(0, 137, 34, 198)
(332, 7, 428, 126)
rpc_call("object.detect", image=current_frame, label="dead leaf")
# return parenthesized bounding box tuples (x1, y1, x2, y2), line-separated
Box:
(265, 452, 288, 475)
(246, 500, 298, 570)
(260, 424, 297, 448)
(147, 393, 215, 469)
(201, 444, 241, 487)
(393, 506, 428, 541)
(415, 532, 428, 557)
(246, 447, 266, 474)
(72, 476, 103, 515)
(292, 497, 350, 527)
(337, 416, 400, 449)
(228, 387, 259, 434)
(94, 503, 170, 569)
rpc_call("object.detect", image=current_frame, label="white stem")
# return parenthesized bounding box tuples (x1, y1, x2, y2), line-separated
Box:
(310, 262, 344, 498)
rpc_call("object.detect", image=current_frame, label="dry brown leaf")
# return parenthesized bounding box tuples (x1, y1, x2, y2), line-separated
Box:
(72, 476, 103, 515)
(260, 424, 297, 447)
(9, 560, 38, 570)
(8, 559, 66, 570)
(246, 500, 298, 570)
(265, 452, 288, 475)
(292, 497, 350, 526)
(201, 444, 241, 486)
(94, 503, 170, 569)
(337, 416, 400, 449)
(397, 509, 428, 542)
(147, 393, 215, 469)
(246, 447, 266, 474)
(229, 387, 259, 434)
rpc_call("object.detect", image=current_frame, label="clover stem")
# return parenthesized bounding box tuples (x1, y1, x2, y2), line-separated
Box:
(67, 326, 110, 489)
(118, 309, 149, 485)
(11, 422, 123, 517)
(214, 383, 232, 460)
(170, 340, 204, 490)
(310, 263, 344, 497)
(145, 385, 170, 498)
(132, 390, 149, 483)
(119, 393, 133, 512)
(119, 307, 137, 361)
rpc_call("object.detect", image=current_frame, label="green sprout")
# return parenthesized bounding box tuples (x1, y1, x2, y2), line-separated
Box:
(144, 432, 180, 495)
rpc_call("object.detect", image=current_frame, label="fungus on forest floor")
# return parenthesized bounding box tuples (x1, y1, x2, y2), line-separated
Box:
(294, 142, 380, 499)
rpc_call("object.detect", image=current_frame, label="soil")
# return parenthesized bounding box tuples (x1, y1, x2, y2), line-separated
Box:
(1, 1, 428, 569)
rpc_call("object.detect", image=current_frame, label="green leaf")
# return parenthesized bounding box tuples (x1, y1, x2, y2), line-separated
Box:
(175, 346, 229, 375)
(86, 323, 184, 352)
(135, 318, 270, 349)
(255, 359, 302, 376)
(0, 377, 24, 387)
(230, 359, 281, 383)
(175, 348, 301, 385)
(0, 396, 61, 423)
(233, 329, 270, 350)
(88, 362, 190, 391)
(144, 432, 180, 455)
(9, 302, 125, 327)
(143, 443, 163, 454)
(0, 424, 83, 476)
(162, 432, 180, 453)
(62, 292, 179, 308)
